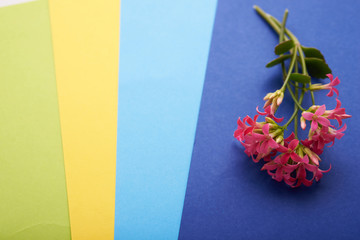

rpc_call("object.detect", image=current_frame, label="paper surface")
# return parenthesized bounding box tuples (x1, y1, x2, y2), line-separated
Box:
(0, 1, 71, 239)
(0, 0, 35, 8)
(49, 1, 120, 239)
(179, 0, 360, 239)
(114, 1, 217, 239)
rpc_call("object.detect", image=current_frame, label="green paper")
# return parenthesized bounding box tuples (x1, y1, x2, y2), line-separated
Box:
(0, 1, 71, 239)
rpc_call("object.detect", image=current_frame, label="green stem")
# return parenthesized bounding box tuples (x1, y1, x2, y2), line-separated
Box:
(269, 14, 316, 105)
(286, 84, 305, 111)
(254, 6, 312, 130)
(284, 90, 305, 128)
(294, 61, 299, 137)
(254, 6, 282, 34)
(279, 10, 288, 81)
(290, 81, 308, 91)
(279, 9, 288, 43)
(280, 46, 297, 92)
(298, 49, 315, 104)
(269, 16, 299, 44)
(284, 107, 299, 129)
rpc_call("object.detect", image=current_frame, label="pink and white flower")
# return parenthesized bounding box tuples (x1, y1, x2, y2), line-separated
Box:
(302, 105, 331, 131)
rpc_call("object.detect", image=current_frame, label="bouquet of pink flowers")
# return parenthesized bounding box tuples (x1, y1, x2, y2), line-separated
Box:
(234, 6, 351, 188)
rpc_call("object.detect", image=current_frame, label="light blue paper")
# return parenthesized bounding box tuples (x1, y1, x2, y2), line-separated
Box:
(114, 1, 217, 239)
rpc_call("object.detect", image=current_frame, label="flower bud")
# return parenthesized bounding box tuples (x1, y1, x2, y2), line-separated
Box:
(276, 91, 284, 106)
(297, 146, 305, 158)
(263, 90, 284, 114)
(275, 135, 283, 144)
(265, 117, 276, 124)
(303, 147, 320, 165)
(300, 116, 306, 130)
(270, 128, 283, 138)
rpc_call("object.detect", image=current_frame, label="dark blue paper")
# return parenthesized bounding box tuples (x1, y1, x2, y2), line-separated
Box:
(179, 0, 360, 239)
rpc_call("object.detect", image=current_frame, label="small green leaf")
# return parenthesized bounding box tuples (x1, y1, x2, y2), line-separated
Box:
(301, 46, 325, 60)
(289, 73, 311, 84)
(266, 54, 292, 68)
(305, 58, 332, 79)
(274, 40, 294, 55)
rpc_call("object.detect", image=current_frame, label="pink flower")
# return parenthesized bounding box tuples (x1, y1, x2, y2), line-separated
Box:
(262, 154, 331, 188)
(295, 156, 332, 187)
(302, 124, 347, 154)
(324, 74, 340, 97)
(234, 115, 259, 141)
(253, 124, 279, 151)
(309, 74, 340, 97)
(302, 147, 321, 165)
(276, 139, 303, 164)
(233, 73, 349, 188)
(302, 105, 331, 131)
(293, 162, 314, 187)
(242, 123, 280, 162)
(325, 99, 351, 127)
(256, 106, 284, 123)
(262, 160, 296, 185)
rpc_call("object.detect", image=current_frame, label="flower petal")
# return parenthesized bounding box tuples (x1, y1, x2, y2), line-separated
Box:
(326, 73, 333, 81)
(335, 98, 342, 109)
(272, 115, 284, 123)
(290, 152, 303, 163)
(268, 139, 279, 149)
(284, 132, 295, 142)
(280, 154, 291, 164)
(261, 162, 278, 171)
(315, 105, 326, 116)
(289, 139, 299, 150)
(301, 155, 310, 164)
(331, 76, 340, 86)
(332, 88, 339, 96)
(277, 145, 288, 153)
(256, 106, 266, 116)
(311, 120, 319, 131)
(317, 116, 330, 127)
(326, 90, 334, 97)
(302, 112, 314, 120)
(304, 163, 318, 172)
(262, 124, 270, 135)
(283, 164, 298, 172)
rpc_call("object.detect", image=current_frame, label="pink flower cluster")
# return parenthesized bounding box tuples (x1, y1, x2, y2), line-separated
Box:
(234, 74, 351, 187)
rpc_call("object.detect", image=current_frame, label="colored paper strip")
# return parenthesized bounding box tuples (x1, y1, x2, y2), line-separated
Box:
(0, 0, 35, 8)
(114, 1, 217, 239)
(179, 0, 360, 239)
(49, 1, 120, 239)
(0, 1, 71, 239)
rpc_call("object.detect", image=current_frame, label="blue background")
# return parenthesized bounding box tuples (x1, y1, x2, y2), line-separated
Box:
(179, 0, 360, 239)
(114, 1, 216, 239)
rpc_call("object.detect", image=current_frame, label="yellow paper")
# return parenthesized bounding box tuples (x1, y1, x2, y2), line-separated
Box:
(48, 1, 120, 239)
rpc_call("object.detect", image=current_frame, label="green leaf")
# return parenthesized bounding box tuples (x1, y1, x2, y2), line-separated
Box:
(301, 46, 325, 60)
(266, 54, 292, 68)
(274, 40, 294, 55)
(305, 58, 332, 79)
(289, 73, 311, 84)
